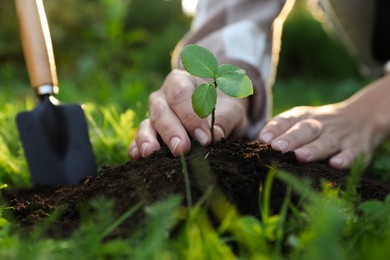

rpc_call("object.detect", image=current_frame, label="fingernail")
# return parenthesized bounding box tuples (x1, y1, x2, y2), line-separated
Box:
(273, 140, 289, 153)
(331, 157, 344, 167)
(214, 125, 225, 140)
(295, 148, 312, 159)
(261, 133, 274, 143)
(194, 128, 209, 145)
(141, 142, 149, 157)
(170, 137, 182, 154)
(129, 147, 138, 159)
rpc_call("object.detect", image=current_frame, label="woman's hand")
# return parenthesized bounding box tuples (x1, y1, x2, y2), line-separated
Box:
(259, 75, 390, 169)
(128, 69, 249, 160)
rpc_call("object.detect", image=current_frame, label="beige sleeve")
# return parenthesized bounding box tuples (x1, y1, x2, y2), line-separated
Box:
(172, 0, 294, 138)
(316, 0, 390, 77)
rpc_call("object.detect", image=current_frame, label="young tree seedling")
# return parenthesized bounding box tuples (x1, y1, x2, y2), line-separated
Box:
(180, 44, 254, 142)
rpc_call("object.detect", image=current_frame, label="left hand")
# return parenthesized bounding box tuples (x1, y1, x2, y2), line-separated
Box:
(258, 103, 385, 169)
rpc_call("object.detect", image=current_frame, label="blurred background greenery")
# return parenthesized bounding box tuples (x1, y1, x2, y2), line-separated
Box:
(3, 0, 389, 179)
(0, 0, 368, 115)
(0, 0, 365, 110)
(0, 0, 191, 123)
(271, 0, 370, 115)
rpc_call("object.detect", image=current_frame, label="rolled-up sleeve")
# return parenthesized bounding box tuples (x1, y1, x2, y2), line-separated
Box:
(172, 0, 294, 138)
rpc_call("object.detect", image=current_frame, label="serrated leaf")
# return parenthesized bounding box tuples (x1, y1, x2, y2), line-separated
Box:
(217, 64, 245, 77)
(192, 83, 217, 118)
(216, 72, 253, 98)
(181, 45, 218, 78)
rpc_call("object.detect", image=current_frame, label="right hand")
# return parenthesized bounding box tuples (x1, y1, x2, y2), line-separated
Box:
(128, 69, 249, 160)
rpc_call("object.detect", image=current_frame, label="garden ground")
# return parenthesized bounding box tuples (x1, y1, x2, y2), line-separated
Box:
(4, 138, 390, 241)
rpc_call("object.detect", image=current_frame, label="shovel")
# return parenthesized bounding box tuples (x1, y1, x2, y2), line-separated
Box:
(15, 0, 96, 186)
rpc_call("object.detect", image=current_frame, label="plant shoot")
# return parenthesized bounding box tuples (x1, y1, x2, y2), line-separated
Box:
(180, 44, 254, 140)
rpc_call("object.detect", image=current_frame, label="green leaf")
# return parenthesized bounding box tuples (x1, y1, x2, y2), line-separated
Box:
(181, 45, 218, 78)
(192, 83, 217, 118)
(216, 72, 253, 98)
(217, 64, 245, 77)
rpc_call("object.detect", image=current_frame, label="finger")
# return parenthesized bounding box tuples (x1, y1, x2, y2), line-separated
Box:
(213, 97, 248, 142)
(128, 141, 141, 160)
(259, 107, 309, 144)
(149, 92, 191, 157)
(329, 148, 370, 169)
(164, 70, 211, 145)
(133, 119, 161, 158)
(270, 118, 322, 153)
(294, 133, 339, 163)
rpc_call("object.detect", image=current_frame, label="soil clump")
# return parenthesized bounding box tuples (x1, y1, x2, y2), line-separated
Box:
(3, 138, 390, 238)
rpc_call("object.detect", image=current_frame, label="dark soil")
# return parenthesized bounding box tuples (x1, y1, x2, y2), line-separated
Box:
(3, 138, 390, 239)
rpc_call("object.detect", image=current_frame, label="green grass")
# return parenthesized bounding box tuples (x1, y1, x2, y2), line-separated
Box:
(272, 76, 371, 114)
(2, 0, 390, 257)
(0, 91, 139, 188)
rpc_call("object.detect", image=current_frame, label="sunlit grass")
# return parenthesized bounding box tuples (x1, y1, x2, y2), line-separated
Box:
(0, 93, 139, 187)
(0, 98, 32, 187)
(272, 77, 367, 115)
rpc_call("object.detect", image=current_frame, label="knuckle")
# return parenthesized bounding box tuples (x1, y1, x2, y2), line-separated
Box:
(149, 102, 167, 124)
(180, 112, 202, 129)
(277, 115, 294, 124)
(276, 112, 300, 127)
(168, 83, 191, 106)
(300, 119, 322, 135)
(148, 90, 161, 104)
(325, 134, 339, 152)
(267, 119, 285, 132)
(306, 143, 321, 158)
(279, 106, 312, 122)
(139, 119, 151, 129)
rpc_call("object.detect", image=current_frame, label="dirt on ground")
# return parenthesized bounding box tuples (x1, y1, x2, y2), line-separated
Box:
(3, 138, 390, 239)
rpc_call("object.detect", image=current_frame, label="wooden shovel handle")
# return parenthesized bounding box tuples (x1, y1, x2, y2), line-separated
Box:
(15, 0, 58, 91)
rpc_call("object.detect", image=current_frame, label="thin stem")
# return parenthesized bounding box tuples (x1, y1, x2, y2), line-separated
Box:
(211, 107, 215, 143)
(210, 78, 218, 143)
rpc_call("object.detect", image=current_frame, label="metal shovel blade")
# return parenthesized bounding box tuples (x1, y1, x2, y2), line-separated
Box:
(16, 96, 96, 186)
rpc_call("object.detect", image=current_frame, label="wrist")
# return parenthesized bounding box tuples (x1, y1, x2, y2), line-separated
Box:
(341, 74, 390, 142)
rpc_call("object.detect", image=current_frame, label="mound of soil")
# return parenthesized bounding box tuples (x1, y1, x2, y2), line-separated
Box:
(3, 138, 390, 238)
